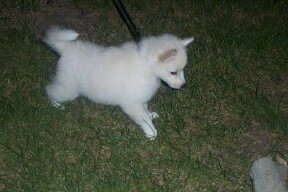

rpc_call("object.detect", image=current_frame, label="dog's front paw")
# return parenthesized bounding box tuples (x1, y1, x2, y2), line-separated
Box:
(149, 112, 159, 119)
(146, 132, 157, 140)
(143, 126, 157, 140)
(52, 101, 65, 110)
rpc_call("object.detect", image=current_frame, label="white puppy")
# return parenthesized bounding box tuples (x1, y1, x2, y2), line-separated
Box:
(44, 27, 193, 140)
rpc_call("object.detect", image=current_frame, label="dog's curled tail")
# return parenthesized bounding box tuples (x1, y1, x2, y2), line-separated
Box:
(44, 27, 79, 55)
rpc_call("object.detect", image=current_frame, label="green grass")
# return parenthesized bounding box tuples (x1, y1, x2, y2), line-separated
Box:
(1, 0, 288, 191)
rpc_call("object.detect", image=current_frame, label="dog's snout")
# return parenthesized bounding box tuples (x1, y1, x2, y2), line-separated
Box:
(181, 83, 187, 89)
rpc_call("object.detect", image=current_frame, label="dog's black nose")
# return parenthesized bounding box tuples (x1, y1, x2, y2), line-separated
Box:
(181, 83, 187, 89)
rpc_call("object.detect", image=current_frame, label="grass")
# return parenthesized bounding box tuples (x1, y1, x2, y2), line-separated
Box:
(1, 0, 287, 191)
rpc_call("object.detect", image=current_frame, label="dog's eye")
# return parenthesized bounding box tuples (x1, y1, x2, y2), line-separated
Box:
(170, 71, 177, 75)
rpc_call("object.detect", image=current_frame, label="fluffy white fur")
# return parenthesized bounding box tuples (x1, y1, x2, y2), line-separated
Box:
(44, 27, 193, 140)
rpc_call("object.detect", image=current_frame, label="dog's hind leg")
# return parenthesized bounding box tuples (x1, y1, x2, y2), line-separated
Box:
(46, 76, 79, 108)
(121, 103, 157, 140)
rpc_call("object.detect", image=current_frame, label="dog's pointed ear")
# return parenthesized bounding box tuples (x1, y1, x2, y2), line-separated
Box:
(182, 37, 194, 47)
(157, 49, 177, 62)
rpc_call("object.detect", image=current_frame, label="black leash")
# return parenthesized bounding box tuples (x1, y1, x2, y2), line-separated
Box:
(112, 0, 142, 44)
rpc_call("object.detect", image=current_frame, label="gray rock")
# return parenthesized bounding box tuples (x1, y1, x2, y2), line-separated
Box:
(250, 157, 288, 192)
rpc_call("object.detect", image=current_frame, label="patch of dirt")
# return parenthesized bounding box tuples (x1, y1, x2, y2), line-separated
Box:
(35, 8, 93, 36)
(244, 125, 288, 162)
(0, 3, 123, 40)
(244, 127, 274, 158)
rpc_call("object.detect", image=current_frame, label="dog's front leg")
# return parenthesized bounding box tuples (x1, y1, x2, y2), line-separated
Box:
(121, 103, 157, 140)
